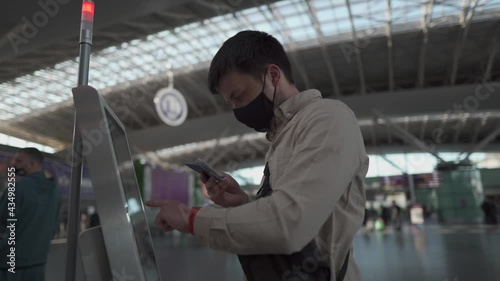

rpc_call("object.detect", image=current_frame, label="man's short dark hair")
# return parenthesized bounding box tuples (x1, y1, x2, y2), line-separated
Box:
(208, 30, 295, 94)
(18, 147, 44, 165)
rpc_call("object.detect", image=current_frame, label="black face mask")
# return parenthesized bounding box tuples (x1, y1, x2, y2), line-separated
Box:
(233, 73, 276, 132)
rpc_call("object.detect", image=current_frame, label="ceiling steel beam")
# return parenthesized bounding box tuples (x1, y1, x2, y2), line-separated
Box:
(386, 122, 393, 145)
(419, 116, 429, 140)
(374, 110, 446, 162)
(404, 116, 410, 132)
(472, 115, 488, 143)
(450, 0, 479, 85)
(306, 0, 341, 97)
(452, 117, 467, 143)
(462, 125, 500, 160)
(266, 4, 312, 89)
(417, 0, 435, 88)
(370, 120, 378, 147)
(386, 0, 395, 91)
(484, 22, 500, 81)
(471, 122, 482, 144)
(345, 0, 367, 95)
(380, 154, 407, 174)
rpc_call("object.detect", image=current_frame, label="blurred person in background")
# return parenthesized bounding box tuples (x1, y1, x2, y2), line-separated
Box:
(88, 206, 100, 228)
(0, 157, 14, 195)
(0, 148, 62, 281)
(391, 201, 402, 231)
(481, 198, 498, 225)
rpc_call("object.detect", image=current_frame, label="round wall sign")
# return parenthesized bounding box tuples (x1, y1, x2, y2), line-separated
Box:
(154, 87, 188, 126)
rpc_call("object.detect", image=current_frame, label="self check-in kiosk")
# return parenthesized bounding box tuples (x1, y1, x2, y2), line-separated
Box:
(64, 1, 163, 280)
(73, 86, 162, 281)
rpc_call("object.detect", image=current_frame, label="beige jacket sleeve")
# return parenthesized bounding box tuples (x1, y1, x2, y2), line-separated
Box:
(193, 103, 364, 255)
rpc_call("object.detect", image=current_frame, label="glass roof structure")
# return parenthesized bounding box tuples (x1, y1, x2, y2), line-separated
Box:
(1, 0, 499, 122)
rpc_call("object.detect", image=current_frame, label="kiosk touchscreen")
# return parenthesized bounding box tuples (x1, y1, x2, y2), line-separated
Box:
(73, 86, 162, 281)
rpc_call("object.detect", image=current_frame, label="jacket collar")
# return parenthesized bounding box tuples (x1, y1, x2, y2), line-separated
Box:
(267, 89, 322, 141)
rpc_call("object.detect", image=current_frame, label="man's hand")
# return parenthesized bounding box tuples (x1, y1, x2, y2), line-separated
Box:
(144, 200, 190, 234)
(202, 173, 249, 208)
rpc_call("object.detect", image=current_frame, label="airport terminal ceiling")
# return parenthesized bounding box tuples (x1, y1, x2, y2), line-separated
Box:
(1, 0, 500, 170)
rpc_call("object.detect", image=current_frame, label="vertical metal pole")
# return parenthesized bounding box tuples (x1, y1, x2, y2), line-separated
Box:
(65, 2, 94, 281)
(65, 122, 83, 281)
(405, 153, 416, 203)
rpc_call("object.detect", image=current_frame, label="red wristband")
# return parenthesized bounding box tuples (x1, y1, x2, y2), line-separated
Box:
(188, 207, 201, 235)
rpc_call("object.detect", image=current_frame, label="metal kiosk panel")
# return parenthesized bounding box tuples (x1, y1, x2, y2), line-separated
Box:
(73, 85, 162, 281)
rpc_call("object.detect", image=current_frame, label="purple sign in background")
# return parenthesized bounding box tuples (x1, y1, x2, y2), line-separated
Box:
(43, 160, 95, 199)
(382, 175, 409, 189)
(151, 166, 189, 205)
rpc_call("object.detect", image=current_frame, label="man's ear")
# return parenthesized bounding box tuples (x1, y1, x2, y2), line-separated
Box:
(268, 64, 281, 87)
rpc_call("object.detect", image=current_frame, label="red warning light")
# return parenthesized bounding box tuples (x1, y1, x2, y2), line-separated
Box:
(82, 2, 94, 15)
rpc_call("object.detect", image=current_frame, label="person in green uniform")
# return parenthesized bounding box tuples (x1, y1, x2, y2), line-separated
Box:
(0, 148, 62, 281)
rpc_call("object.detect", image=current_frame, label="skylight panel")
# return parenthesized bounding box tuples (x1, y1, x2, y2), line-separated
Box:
(351, 0, 369, 14)
(433, 0, 463, 18)
(316, 7, 336, 23)
(0, 114, 14, 121)
(2, 0, 498, 124)
(285, 13, 310, 29)
(353, 15, 371, 30)
(254, 22, 275, 34)
(290, 26, 318, 41)
(7, 137, 27, 148)
(240, 9, 266, 23)
(486, 0, 500, 8)
(312, 0, 333, 10)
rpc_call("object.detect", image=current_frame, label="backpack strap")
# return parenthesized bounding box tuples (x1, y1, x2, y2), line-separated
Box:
(337, 250, 350, 281)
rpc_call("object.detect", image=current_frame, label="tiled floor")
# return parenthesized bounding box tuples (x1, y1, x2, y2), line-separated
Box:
(353, 224, 500, 281)
(46, 224, 500, 281)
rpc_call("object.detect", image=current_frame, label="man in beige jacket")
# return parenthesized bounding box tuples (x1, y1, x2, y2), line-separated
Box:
(146, 30, 369, 281)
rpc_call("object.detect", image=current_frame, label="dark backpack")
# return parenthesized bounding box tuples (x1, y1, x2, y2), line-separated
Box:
(237, 163, 349, 281)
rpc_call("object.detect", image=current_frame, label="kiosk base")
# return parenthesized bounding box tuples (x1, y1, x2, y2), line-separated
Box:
(79, 226, 112, 281)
